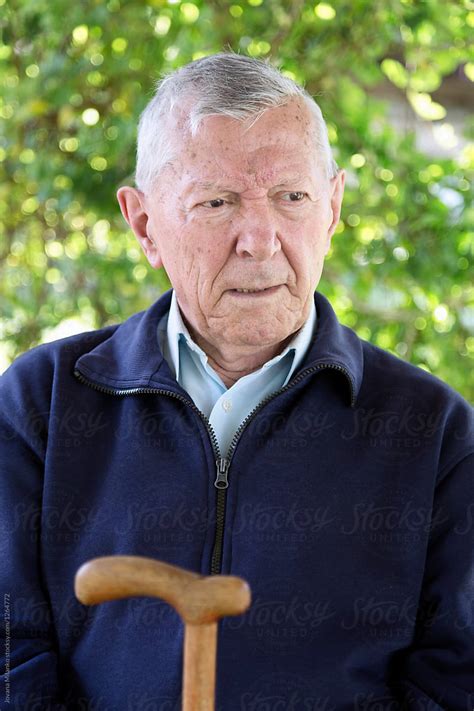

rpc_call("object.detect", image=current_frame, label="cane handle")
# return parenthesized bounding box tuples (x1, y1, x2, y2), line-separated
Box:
(74, 555, 251, 624)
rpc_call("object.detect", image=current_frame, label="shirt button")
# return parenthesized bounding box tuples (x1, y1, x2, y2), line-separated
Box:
(222, 399, 233, 413)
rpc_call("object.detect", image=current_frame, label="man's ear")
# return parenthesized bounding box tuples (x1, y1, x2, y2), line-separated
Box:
(325, 169, 346, 253)
(116, 186, 163, 269)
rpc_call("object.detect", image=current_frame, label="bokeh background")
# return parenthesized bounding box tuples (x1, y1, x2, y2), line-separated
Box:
(1, 0, 473, 399)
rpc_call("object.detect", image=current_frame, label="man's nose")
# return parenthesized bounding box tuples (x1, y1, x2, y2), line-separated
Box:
(234, 201, 281, 261)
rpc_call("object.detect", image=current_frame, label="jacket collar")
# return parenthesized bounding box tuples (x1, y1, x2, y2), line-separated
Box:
(75, 289, 363, 406)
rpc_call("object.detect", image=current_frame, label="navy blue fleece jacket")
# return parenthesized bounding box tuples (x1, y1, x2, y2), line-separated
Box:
(0, 289, 473, 709)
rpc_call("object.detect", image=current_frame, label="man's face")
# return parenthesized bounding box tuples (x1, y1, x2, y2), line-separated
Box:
(119, 99, 345, 353)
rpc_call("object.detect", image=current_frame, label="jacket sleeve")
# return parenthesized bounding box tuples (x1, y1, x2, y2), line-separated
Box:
(0, 390, 66, 709)
(395, 451, 474, 708)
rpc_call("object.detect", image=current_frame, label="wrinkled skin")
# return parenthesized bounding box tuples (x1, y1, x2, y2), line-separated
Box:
(117, 98, 345, 387)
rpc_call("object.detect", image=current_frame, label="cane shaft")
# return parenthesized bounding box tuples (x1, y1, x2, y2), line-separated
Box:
(75, 556, 251, 710)
(183, 622, 217, 711)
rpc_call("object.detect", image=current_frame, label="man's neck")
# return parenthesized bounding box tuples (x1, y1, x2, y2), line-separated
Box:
(203, 341, 294, 388)
(185, 322, 295, 388)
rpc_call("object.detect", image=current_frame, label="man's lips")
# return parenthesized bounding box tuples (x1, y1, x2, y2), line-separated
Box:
(228, 285, 282, 296)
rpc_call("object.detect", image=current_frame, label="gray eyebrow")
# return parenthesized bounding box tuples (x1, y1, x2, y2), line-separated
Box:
(185, 175, 308, 194)
(188, 180, 217, 191)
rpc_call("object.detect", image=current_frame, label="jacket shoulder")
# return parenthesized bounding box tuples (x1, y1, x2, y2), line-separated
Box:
(0, 325, 121, 448)
(1, 324, 120, 388)
(360, 337, 469, 405)
(358, 337, 473, 471)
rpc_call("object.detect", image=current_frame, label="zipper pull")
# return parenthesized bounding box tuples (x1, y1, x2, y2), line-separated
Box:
(214, 458, 230, 489)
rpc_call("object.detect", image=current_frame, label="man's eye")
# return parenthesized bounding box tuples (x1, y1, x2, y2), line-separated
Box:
(282, 191, 306, 202)
(201, 198, 226, 208)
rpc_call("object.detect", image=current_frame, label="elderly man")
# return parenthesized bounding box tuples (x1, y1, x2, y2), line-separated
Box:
(0, 53, 473, 709)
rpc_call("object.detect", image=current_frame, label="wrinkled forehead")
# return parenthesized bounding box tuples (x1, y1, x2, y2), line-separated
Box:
(162, 98, 324, 184)
(173, 96, 316, 144)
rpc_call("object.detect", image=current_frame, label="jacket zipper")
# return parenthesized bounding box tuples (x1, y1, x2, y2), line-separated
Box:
(74, 363, 354, 575)
(208, 362, 354, 573)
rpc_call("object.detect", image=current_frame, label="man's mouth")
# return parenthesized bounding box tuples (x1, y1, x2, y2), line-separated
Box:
(230, 285, 281, 295)
(235, 287, 269, 293)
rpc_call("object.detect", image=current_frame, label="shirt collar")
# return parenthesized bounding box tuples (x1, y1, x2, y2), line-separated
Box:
(166, 289, 317, 383)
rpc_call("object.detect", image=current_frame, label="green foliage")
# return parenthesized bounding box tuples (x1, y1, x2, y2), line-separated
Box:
(1, 0, 473, 399)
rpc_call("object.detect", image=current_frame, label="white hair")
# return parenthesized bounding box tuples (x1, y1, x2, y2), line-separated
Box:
(135, 52, 339, 194)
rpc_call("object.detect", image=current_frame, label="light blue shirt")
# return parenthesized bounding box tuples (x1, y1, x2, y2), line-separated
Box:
(157, 290, 317, 458)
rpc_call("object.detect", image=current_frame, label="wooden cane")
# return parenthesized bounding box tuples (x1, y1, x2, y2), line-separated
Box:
(74, 556, 251, 711)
